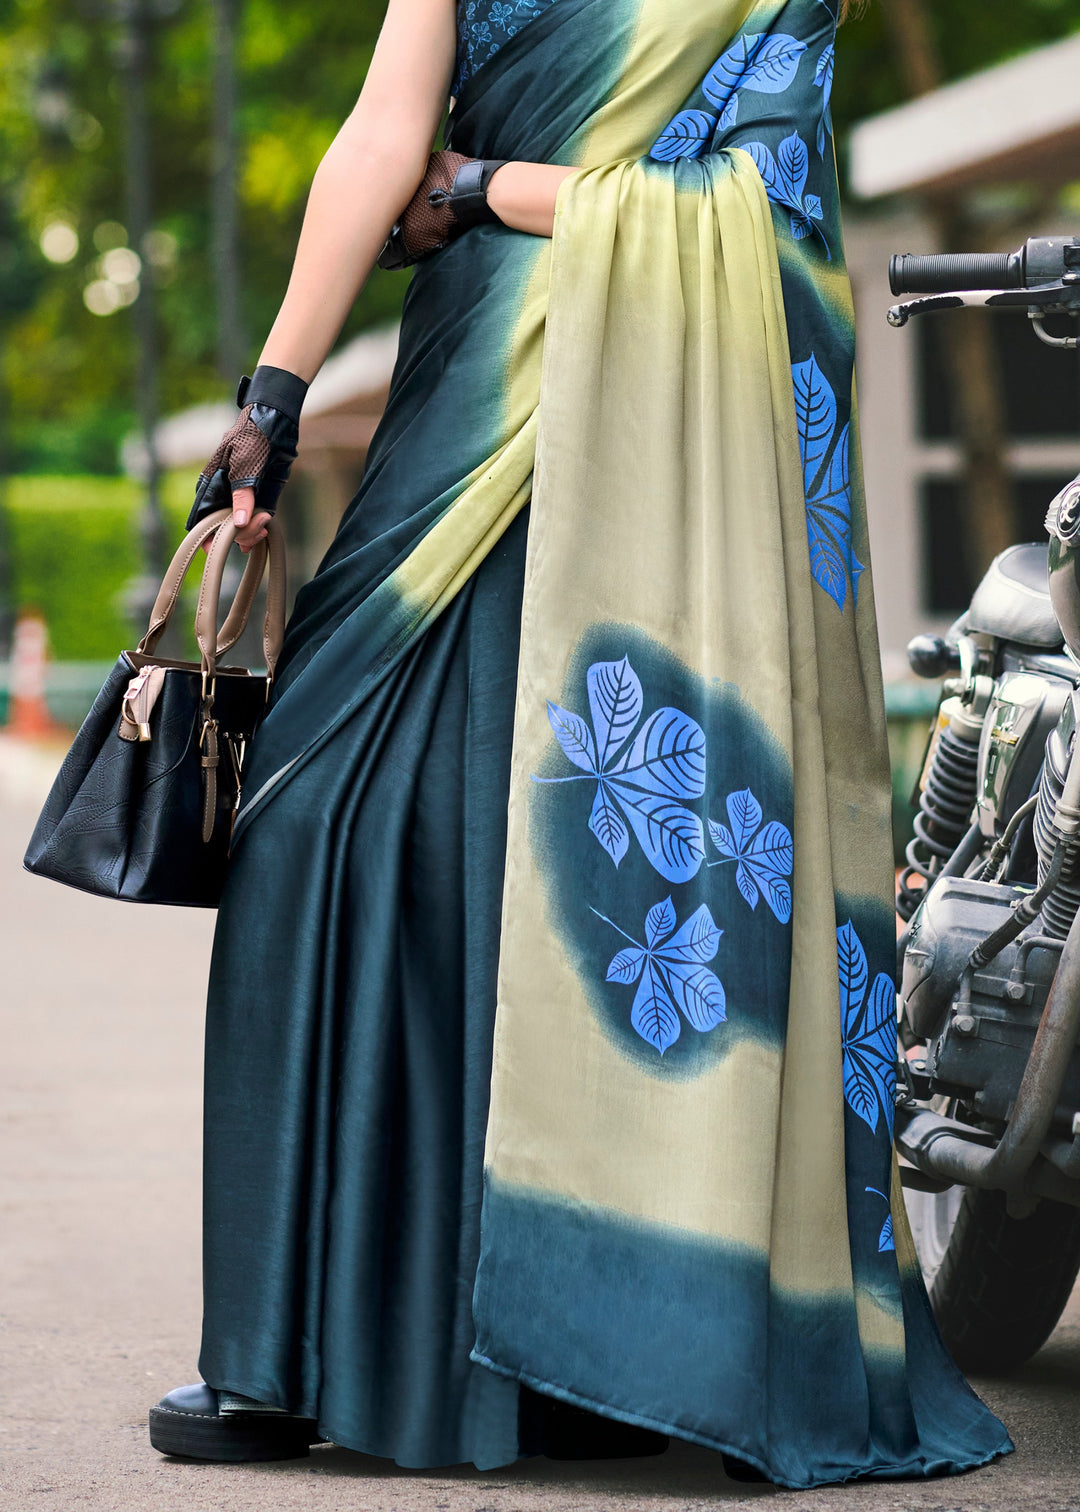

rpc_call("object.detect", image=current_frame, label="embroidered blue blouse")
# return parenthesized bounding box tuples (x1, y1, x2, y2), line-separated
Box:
(452, 0, 559, 97)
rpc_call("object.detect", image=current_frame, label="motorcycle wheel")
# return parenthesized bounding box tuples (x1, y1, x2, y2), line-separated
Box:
(905, 1182, 1080, 1372)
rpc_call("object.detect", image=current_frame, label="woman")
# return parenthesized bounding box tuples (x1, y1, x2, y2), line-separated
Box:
(148, 0, 1013, 1486)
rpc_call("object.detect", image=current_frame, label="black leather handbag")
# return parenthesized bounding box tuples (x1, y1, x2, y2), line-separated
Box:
(23, 508, 286, 907)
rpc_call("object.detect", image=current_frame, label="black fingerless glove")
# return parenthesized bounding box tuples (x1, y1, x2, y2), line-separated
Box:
(378, 151, 508, 272)
(186, 365, 309, 531)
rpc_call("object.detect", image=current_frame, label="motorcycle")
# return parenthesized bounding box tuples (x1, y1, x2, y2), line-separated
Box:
(888, 236, 1080, 1373)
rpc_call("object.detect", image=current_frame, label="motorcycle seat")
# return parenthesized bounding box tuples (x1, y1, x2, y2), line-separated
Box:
(962, 542, 1062, 649)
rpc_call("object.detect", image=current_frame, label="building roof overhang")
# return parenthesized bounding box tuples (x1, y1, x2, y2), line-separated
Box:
(850, 32, 1080, 200)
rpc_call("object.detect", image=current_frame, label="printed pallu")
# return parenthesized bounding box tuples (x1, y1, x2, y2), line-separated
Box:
(203, 0, 1012, 1484)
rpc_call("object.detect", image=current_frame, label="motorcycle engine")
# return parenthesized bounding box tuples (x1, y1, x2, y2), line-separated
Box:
(901, 876, 1076, 1128)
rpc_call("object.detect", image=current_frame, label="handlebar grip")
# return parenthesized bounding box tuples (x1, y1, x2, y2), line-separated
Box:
(889, 252, 1022, 297)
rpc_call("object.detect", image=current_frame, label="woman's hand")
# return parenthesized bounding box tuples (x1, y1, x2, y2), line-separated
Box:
(187, 366, 308, 552)
(228, 487, 270, 554)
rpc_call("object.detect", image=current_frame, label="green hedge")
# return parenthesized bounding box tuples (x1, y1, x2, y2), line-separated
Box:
(3, 473, 198, 660)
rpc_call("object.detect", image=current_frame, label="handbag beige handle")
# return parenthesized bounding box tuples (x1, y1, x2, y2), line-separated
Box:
(195, 516, 286, 684)
(137, 509, 286, 680)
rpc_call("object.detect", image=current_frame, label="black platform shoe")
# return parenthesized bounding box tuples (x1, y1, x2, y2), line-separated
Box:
(521, 1387, 669, 1461)
(148, 1383, 321, 1462)
(722, 1450, 772, 1483)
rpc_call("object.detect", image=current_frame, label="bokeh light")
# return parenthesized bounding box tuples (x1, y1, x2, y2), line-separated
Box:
(39, 220, 79, 264)
(101, 247, 141, 284)
(83, 280, 123, 317)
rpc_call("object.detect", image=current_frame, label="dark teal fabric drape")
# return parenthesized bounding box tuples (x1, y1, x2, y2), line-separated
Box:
(201, 515, 528, 1469)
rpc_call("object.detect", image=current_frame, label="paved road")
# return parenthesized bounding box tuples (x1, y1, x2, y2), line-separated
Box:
(2, 743, 1080, 1512)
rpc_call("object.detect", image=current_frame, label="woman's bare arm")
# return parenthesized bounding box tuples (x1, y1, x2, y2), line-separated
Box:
(230, 0, 572, 544)
(257, 0, 458, 384)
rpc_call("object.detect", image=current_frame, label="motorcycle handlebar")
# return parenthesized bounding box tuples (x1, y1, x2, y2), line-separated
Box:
(889, 252, 1022, 297)
(890, 237, 1080, 297)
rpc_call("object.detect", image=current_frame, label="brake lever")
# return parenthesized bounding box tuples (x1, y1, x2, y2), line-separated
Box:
(888, 280, 1080, 328)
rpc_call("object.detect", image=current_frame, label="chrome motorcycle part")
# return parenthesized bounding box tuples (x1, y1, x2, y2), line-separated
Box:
(1045, 474, 1080, 547)
(1034, 688, 1080, 938)
(897, 696, 983, 922)
(1048, 530, 1080, 664)
(975, 673, 1069, 839)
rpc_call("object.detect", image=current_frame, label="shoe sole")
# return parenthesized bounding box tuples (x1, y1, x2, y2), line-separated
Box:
(148, 1406, 316, 1462)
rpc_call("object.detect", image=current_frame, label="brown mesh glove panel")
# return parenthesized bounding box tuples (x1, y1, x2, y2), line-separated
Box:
(198, 406, 272, 491)
(399, 151, 473, 262)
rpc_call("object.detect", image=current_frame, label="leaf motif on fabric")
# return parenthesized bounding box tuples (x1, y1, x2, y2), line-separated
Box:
(702, 33, 806, 107)
(631, 965, 682, 1053)
(707, 787, 793, 924)
(793, 358, 864, 612)
(814, 41, 835, 157)
(839, 923, 898, 1135)
(588, 657, 642, 767)
(718, 96, 739, 132)
(594, 901, 726, 1054)
(736, 861, 760, 910)
(607, 946, 646, 984)
(534, 657, 706, 881)
(650, 108, 717, 162)
(613, 707, 707, 799)
(743, 131, 831, 259)
(546, 701, 596, 771)
(646, 896, 677, 947)
(588, 782, 629, 867)
(608, 784, 706, 884)
(866, 1186, 897, 1253)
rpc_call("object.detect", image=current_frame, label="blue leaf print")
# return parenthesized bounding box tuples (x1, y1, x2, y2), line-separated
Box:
(744, 133, 831, 259)
(718, 96, 739, 132)
(793, 358, 863, 611)
(588, 657, 642, 767)
(608, 787, 706, 883)
(651, 109, 716, 163)
(535, 657, 707, 881)
(547, 702, 596, 772)
(707, 789, 793, 923)
(652, 902, 721, 964)
(632, 966, 682, 1053)
(807, 523, 848, 611)
(749, 820, 795, 877)
(607, 945, 646, 984)
(726, 788, 762, 851)
(736, 862, 760, 910)
(792, 354, 837, 485)
(589, 783, 629, 867)
(776, 132, 809, 204)
(744, 140, 779, 197)
(839, 922, 898, 1135)
(646, 896, 677, 947)
(612, 707, 707, 799)
(702, 33, 806, 107)
(814, 41, 835, 157)
(866, 1187, 897, 1253)
(596, 900, 726, 1054)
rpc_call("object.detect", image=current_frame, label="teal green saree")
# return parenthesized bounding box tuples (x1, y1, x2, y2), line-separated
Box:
(199, 0, 1013, 1485)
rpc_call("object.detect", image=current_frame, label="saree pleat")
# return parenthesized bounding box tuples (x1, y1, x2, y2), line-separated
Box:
(199, 0, 1012, 1483)
(202, 516, 529, 1469)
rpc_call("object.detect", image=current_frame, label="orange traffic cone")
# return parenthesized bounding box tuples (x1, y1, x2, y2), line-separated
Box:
(6, 612, 59, 738)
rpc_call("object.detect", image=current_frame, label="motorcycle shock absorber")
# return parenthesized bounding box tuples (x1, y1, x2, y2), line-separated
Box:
(1033, 757, 1080, 938)
(897, 696, 984, 921)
